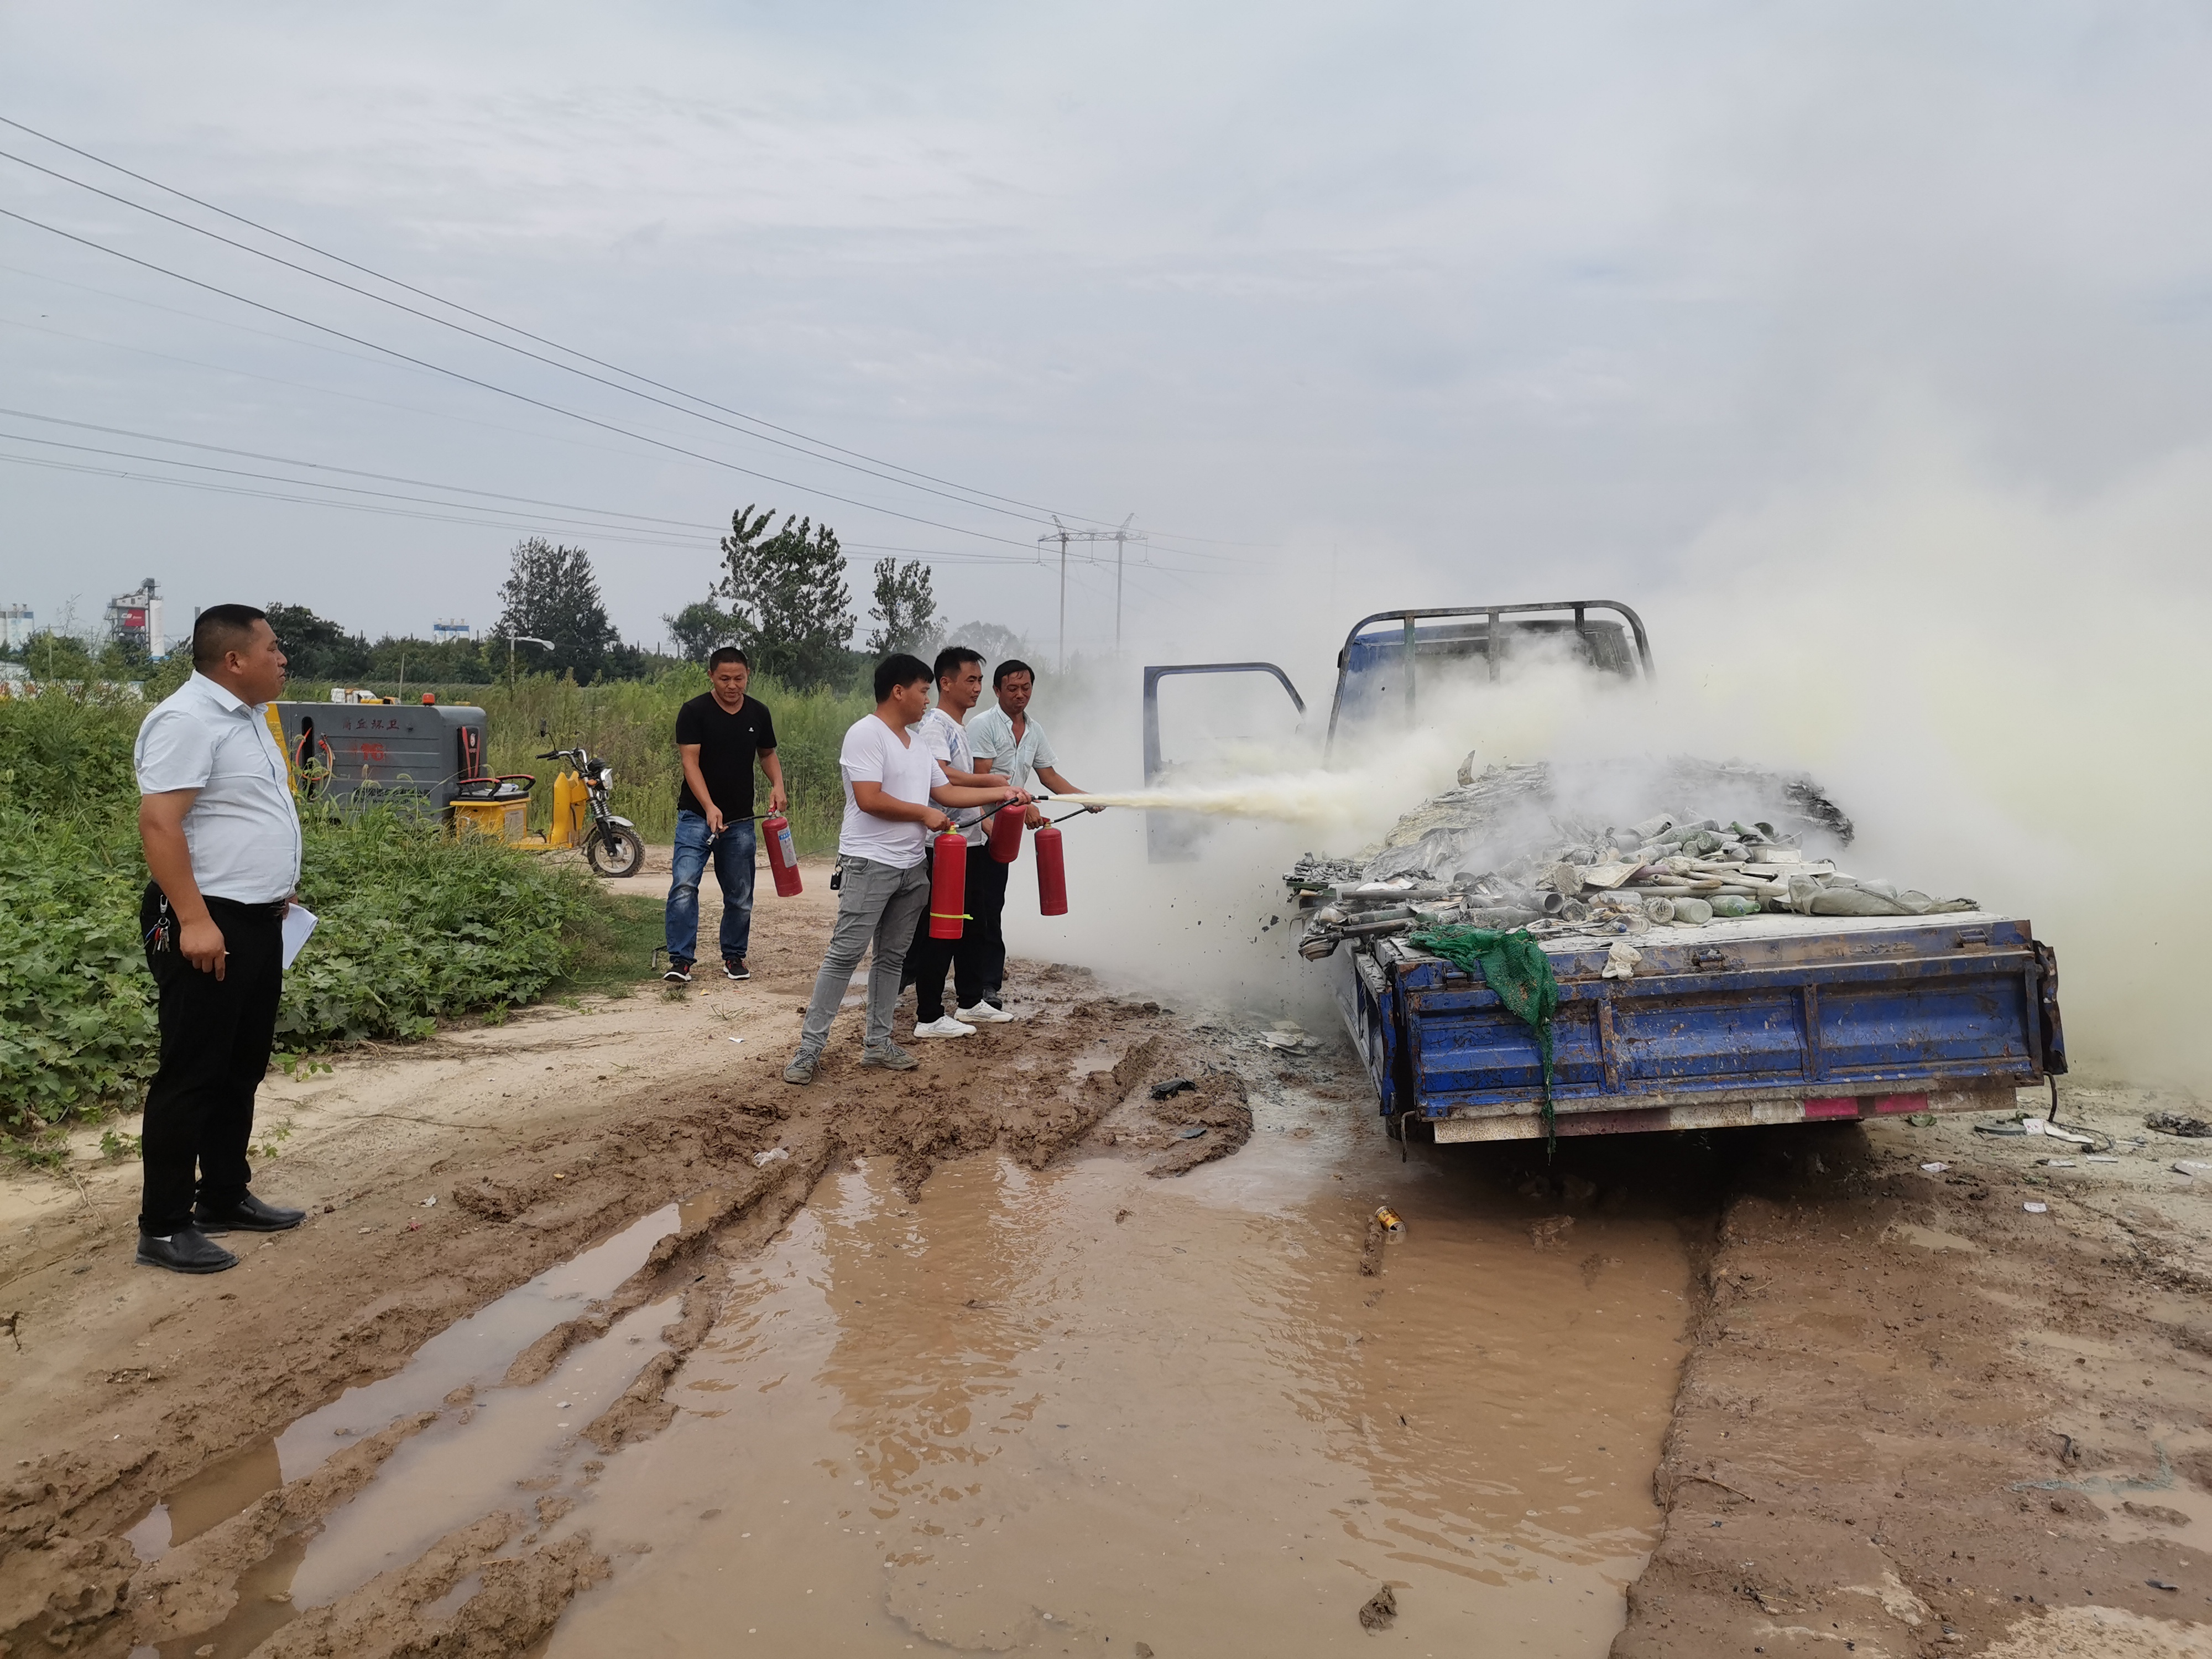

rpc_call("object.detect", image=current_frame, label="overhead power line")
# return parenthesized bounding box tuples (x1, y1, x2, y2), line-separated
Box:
(0, 406, 722, 530)
(0, 202, 1046, 551)
(0, 114, 1121, 529)
(0, 446, 1094, 567)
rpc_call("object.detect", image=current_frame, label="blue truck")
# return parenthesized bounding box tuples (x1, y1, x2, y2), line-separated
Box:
(1142, 601, 2067, 1142)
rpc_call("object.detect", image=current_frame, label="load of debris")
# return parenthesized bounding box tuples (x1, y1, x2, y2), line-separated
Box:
(1287, 757, 1975, 958)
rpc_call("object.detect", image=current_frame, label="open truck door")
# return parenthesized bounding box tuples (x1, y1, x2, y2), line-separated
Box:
(1139, 662, 1306, 862)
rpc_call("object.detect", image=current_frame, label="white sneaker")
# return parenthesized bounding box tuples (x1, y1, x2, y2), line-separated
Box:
(957, 1002, 1015, 1024)
(912, 1015, 976, 1039)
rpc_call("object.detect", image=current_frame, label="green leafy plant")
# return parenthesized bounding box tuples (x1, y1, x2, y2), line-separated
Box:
(0, 693, 597, 1146)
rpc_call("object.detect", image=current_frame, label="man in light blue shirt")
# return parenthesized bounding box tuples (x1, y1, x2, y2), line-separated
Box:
(133, 605, 308, 1274)
(964, 658, 1098, 1012)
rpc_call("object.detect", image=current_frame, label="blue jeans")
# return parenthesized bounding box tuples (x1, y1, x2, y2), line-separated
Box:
(665, 811, 757, 964)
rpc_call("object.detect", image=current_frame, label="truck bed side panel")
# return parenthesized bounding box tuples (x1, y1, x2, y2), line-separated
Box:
(1361, 916, 2048, 1124)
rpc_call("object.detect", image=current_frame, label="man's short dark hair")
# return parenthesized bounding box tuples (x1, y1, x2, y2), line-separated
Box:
(193, 604, 269, 669)
(934, 645, 983, 686)
(992, 658, 1035, 689)
(707, 646, 749, 671)
(874, 654, 933, 702)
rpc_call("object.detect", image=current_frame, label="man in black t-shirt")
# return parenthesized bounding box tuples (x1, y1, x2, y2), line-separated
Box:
(665, 647, 785, 983)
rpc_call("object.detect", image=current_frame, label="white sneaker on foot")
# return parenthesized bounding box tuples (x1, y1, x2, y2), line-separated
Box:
(912, 1015, 975, 1039)
(957, 1001, 1015, 1024)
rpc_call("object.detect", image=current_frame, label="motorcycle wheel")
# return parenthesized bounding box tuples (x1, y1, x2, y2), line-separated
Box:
(586, 823, 646, 879)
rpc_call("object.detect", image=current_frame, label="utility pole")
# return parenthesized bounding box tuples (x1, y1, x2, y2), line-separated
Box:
(1035, 518, 1146, 670)
(1053, 519, 1071, 674)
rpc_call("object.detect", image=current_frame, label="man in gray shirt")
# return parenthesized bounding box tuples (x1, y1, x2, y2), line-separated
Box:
(133, 605, 308, 1274)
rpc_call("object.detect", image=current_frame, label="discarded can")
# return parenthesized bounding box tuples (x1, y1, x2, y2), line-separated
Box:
(1374, 1205, 1404, 1238)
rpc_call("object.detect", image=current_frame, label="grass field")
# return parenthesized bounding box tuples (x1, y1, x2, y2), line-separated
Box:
(281, 668, 871, 850)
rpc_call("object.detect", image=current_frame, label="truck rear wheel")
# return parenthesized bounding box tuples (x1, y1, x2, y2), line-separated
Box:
(587, 824, 645, 879)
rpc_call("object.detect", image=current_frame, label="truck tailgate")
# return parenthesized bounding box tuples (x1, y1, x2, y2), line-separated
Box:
(1329, 911, 2064, 1141)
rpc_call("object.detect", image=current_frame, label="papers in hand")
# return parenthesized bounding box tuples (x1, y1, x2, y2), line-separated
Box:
(281, 904, 318, 970)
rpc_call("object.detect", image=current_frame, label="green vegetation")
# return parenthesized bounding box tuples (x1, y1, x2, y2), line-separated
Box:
(0, 687, 611, 1154)
(550, 890, 666, 999)
(283, 667, 873, 848)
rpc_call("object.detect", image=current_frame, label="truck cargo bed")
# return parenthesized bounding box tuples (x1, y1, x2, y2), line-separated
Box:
(1328, 911, 2064, 1141)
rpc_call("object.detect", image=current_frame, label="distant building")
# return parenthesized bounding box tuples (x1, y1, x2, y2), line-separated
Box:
(105, 579, 165, 657)
(432, 618, 471, 641)
(0, 604, 31, 652)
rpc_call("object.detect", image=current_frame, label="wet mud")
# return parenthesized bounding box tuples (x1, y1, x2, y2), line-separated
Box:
(539, 1098, 1691, 1657)
(1618, 1088, 2212, 1658)
(7, 859, 2210, 1657)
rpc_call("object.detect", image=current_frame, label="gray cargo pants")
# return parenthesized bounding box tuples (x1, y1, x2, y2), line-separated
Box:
(794, 854, 932, 1059)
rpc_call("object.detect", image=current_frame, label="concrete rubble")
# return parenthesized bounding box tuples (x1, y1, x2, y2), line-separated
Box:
(1288, 757, 1976, 959)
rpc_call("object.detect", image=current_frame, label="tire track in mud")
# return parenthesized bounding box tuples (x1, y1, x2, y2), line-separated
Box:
(1613, 1091, 2212, 1659)
(0, 978, 1223, 1656)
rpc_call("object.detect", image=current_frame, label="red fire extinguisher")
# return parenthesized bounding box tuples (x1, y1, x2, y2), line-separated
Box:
(987, 799, 1024, 864)
(1035, 821, 1068, 916)
(928, 829, 968, 939)
(761, 812, 802, 898)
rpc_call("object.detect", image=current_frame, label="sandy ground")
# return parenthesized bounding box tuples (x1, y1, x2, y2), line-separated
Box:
(2, 849, 2210, 1657)
(1619, 1082, 2212, 1659)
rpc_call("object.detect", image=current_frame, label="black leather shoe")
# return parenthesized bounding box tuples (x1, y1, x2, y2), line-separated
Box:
(194, 1191, 307, 1234)
(136, 1228, 239, 1274)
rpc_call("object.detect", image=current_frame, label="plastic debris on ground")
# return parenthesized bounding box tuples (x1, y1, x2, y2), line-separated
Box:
(2147, 1112, 2212, 1137)
(752, 1147, 790, 1168)
(1285, 756, 1976, 961)
(2023, 1202, 2049, 1213)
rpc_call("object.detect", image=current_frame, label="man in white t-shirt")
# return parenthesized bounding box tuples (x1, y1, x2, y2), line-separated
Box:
(899, 645, 1013, 1039)
(965, 658, 1099, 1013)
(783, 654, 1024, 1084)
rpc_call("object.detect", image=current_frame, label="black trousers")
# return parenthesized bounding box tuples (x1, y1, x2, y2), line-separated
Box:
(139, 884, 285, 1235)
(906, 846, 1009, 1020)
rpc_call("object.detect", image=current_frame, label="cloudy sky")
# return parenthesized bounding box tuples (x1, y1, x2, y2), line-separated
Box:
(5, 2, 2206, 676)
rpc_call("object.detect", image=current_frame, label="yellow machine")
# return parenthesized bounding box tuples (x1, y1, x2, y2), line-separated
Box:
(451, 768, 590, 849)
(448, 745, 643, 877)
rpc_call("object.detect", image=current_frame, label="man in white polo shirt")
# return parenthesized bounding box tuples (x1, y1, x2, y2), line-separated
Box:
(964, 658, 1099, 1014)
(133, 604, 309, 1274)
(782, 654, 1024, 1084)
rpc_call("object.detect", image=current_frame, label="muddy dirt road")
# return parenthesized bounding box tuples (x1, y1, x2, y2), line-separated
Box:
(4, 854, 2211, 1657)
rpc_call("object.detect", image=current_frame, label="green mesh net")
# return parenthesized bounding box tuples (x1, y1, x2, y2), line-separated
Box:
(1405, 925, 1562, 1150)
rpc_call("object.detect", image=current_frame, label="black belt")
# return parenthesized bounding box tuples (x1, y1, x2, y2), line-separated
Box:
(204, 895, 291, 921)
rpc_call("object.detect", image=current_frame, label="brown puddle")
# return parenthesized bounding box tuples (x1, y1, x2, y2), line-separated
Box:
(540, 1114, 1692, 1656)
(123, 1201, 682, 1569)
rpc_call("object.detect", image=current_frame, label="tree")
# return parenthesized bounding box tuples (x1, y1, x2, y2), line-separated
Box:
(938, 619, 1027, 672)
(713, 505, 854, 690)
(495, 538, 621, 683)
(865, 558, 943, 658)
(664, 599, 737, 665)
(264, 603, 372, 681)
